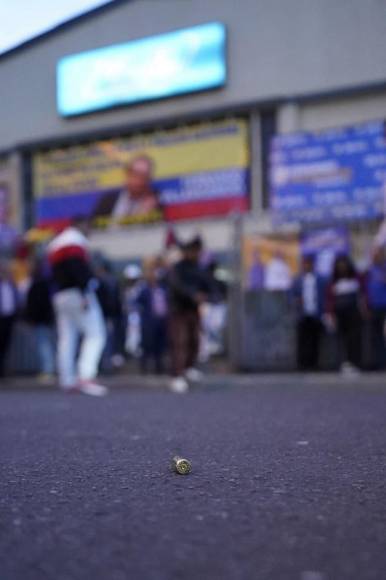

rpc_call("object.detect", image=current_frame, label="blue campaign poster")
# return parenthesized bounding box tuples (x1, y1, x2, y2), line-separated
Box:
(270, 120, 386, 223)
(300, 227, 349, 277)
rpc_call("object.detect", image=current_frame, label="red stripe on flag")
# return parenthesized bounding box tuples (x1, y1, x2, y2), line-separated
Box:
(164, 197, 249, 221)
(39, 197, 249, 228)
(38, 218, 73, 232)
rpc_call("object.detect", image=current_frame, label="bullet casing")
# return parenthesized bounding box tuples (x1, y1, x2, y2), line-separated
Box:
(172, 456, 192, 475)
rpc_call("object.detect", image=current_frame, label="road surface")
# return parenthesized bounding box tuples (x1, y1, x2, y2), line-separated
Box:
(1, 379, 386, 580)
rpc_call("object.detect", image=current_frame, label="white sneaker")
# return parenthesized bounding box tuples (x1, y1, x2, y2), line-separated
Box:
(340, 362, 360, 378)
(185, 367, 203, 382)
(169, 377, 189, 394)
(78, 381, 109, 397)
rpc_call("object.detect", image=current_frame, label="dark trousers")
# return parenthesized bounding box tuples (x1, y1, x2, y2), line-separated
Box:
(336, 307, 362, 368)
(100, 315, 126, 372)
(370, 308, 386, 369)
(0, 315, 15, 376)
(169, 310, 200, 377)
(297, 316, 322, 370)
(140, 317, 167, 375)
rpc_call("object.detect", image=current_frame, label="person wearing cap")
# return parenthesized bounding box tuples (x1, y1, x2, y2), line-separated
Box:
(168, 236, 209, 393)
(47, 217, 107, 396)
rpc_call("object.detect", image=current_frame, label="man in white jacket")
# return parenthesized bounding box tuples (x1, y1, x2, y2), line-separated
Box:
(47, 217, 107, 396)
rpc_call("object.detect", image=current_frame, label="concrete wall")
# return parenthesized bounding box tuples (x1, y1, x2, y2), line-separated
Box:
(90, 215, 235, 259)
(1, 0, 386, 150)
(298, 90, 386, 132)
(277, 89, 386, 134)
(91, 88, 386, 260)
(0, 154, 22, 229)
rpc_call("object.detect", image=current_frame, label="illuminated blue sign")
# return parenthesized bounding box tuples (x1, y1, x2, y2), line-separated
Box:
(57, 22, 226, 116)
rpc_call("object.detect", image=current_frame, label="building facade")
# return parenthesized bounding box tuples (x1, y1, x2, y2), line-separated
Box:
(1, 0, 386, 258)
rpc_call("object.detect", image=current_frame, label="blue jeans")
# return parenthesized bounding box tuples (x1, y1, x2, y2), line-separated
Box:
(53, 290, 106, 388)
(35, 325, 56, 374)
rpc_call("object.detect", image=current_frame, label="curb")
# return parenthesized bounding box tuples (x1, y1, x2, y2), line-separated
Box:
(2, 372, 386, 391)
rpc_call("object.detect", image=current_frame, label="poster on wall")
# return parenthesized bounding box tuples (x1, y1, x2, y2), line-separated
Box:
(270, 120, 386, 224)
(300, 227, 349, 278)
(241, 233, 299, 370)
(243, 233, 300, 291)
(33, 119, 249, 229)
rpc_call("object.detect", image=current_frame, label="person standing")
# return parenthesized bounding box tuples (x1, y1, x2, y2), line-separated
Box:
(366, 247, 386, 369)
(96, 261, 126, 371)
(326, 255, 366, 376)
(168, 237, 208, 393)
(264, 251, 292, 291)
(47, 217, 107, 396)
(136, 259, 168, 374)
(0, 261, 18, 377)
(292, 255, 325, 370)
(25, 259, 56, 383)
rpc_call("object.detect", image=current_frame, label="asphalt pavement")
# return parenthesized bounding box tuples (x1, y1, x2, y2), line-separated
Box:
(1, 378, 386, 580)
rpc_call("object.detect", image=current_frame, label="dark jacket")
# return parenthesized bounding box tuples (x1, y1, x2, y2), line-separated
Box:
(168, 259, 209, 312)
(326, 275, 366, 314)
(93, 188, 161, 219)
(25, 278, 54, 325)
(97, 275, 123, 319)
(93, 190, 121, 218)
(50, 259, 93, 293)
(292, 273, 326, 318)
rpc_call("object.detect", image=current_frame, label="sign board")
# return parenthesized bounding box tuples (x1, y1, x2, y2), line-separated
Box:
(300, 227, 349, 277)
(57, 22, 226, 116)
(33, 119, 249, 229)
(270, 120, 386, 223)
(243, 233, 299, 290)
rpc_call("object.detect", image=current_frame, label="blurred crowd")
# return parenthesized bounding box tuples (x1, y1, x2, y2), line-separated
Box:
(244, 233, 386, 375)
(2, 217, 386, 391)
(293, 248, 386, 375)
(0, 218, 227, 394)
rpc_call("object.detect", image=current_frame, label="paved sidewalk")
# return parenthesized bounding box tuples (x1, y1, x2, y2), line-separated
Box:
(2, 370, 386, 391)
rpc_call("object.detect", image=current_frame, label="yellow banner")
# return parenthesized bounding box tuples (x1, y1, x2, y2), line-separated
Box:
(33, 119, 249, 198)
